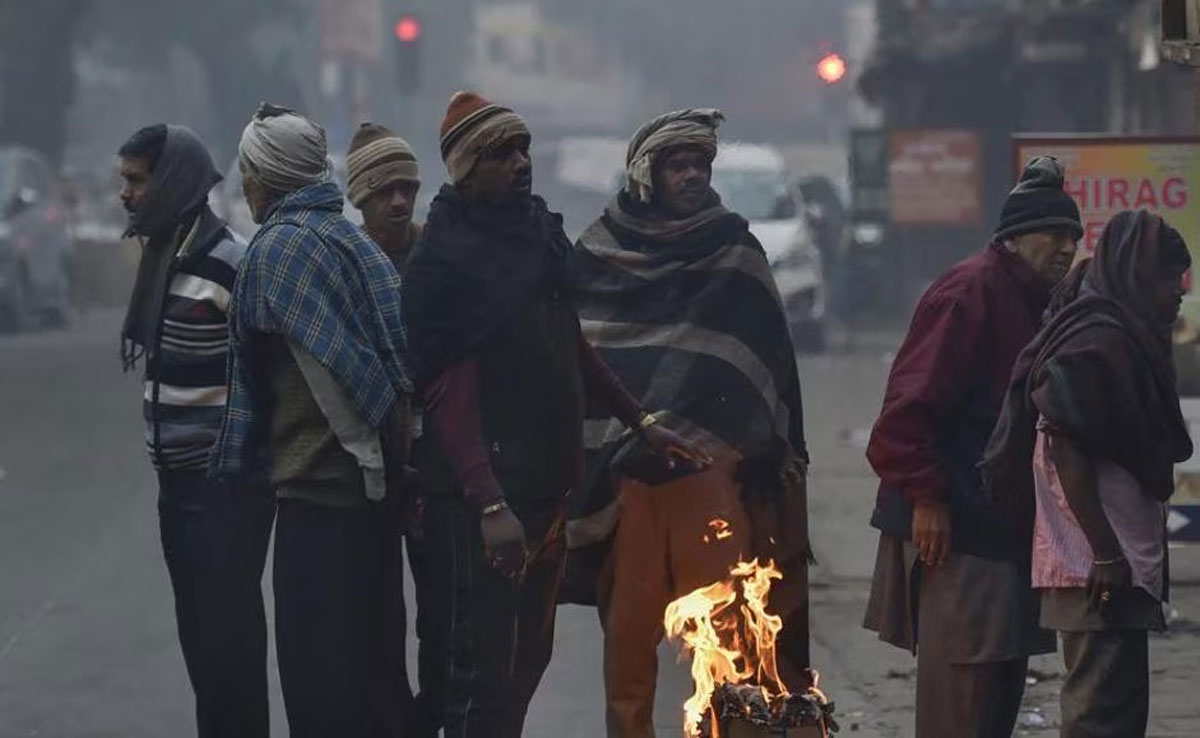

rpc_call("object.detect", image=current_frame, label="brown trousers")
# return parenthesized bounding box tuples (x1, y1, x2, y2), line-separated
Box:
(866, 535, 1054, 738)
(598, 460, 751, 738)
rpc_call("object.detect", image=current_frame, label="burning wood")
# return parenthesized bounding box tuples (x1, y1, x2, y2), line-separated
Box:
(705, 676, 838, 737)
(664, 558, 836, 738)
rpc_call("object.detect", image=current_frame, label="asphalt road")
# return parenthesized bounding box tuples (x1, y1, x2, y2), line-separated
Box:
(6, 311, 1197, 738)
(0, 310, 695, 738)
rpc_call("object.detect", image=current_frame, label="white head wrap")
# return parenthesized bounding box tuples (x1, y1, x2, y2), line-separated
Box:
(625, 108, 724, 204)
(238, 103, 332, 193)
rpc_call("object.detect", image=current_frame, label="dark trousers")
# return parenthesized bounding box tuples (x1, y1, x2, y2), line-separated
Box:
(406, 519, 450, 737)
(273, 497, 410, 738)
(1060, 629, 1149, 738)
(431, 498, 566, 738)
(157, 470, 275, 738)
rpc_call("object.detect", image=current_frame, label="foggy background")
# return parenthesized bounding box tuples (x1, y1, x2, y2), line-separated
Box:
(4, 2, 1200, 736)
(2, 0, 1194, 315)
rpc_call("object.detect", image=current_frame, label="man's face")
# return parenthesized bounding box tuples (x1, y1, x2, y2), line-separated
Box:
(1008, 230, 1079, 285)
(362, 180, 420, 238)
(1152, 263, 1187, 325)
(651, 146, 713, 220)
(241, 166, 273, 224)
(118, 156, 152, 225)
(464, 135, 532, 207)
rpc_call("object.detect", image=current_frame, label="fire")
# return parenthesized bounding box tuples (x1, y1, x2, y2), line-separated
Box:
(663, 558, 788, 737)
(707, 518, 734, 541)
(809, 669, 829, 707)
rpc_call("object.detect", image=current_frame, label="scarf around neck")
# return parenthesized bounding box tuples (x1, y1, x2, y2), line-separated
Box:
(983, 210, 1193, 519)
(403, 185, 572, 385)
(120, 125, 222, 371)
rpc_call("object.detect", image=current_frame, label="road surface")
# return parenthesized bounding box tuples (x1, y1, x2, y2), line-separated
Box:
(2, 311, 1199, 737)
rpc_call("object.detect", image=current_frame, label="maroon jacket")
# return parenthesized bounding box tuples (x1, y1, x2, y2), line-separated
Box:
(425, 340, 642, 511)
(867, 242, 1049, 558)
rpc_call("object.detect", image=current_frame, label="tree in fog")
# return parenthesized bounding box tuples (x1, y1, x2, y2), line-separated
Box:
(0, 0, 302, 163)
(88, 0, 302, 161)
(0, 0, 88, 162)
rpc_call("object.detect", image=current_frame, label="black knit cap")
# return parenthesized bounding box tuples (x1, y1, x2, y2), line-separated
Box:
(995, 156, 1083, 241)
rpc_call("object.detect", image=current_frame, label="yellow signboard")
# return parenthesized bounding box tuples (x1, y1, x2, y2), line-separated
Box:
(1014, 136, 1200, 332)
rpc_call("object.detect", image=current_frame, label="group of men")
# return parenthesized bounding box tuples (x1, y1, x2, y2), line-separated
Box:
(117, 93, 812, 738)
(115, 84, 1191, 738)
(865, 157, 1192, 738)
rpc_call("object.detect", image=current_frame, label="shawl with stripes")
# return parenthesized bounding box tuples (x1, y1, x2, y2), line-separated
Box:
(563, 195, 808, 560)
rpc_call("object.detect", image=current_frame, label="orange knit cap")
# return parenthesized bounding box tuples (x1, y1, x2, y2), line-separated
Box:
(440, 91, 493, 140)
(438, 91, 530, 183)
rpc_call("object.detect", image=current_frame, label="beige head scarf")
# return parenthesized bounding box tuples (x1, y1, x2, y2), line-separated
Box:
(625, 108, 724, 203)
(238, 103, 332, 193)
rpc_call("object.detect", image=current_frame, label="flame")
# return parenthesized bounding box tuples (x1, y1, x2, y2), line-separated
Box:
(707, 518, 734, 541)
(663, 557, 788, 737)
(808, 669, 829, 706)
(731, 559, 786, 693)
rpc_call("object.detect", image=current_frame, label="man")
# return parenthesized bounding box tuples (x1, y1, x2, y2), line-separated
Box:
(862, 156, 1083, 738)
(403, 92, 702, 738)
(345, 120, 443, 737)
(985, 211, 1192, 738)
(117, 124, 273, 738)
(565, 109, 811, 738)
(210, 103, 412, 738)
(346, 122, 423, 273)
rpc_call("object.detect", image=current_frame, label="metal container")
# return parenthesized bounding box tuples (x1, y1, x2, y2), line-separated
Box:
(723, 719, 828, 738)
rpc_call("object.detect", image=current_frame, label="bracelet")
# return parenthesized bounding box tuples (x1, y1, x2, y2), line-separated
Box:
(1093, 554, 1125, 566)
(480, 500, 509, 516)
(637, 412, 659, 431)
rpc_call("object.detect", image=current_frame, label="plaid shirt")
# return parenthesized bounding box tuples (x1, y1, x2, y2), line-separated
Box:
(210, 181, 411, 477)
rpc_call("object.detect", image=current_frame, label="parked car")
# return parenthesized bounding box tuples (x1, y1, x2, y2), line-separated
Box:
(712, 143, 826, 351)
(0, 147, 74, 331)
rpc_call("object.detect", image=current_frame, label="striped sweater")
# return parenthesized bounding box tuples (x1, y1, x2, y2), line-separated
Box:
(143, 211, 248, 471)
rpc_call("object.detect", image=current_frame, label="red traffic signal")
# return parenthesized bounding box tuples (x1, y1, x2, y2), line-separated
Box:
(395, 15, 421, 43)
(816, 53, 847, 84)
(394, 14, 422, 96)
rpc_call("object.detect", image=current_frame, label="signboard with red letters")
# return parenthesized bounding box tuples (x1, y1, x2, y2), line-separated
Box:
(889, 130, 983, 226)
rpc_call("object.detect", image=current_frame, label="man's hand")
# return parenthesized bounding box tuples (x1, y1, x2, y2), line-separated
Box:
(641, 424, 714, 470)
(912, 498, 951, 566)
(1088, 556, 1133, 616)
(480, 506, 527, 580)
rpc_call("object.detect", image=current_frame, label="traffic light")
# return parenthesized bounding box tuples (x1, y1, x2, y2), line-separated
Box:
(816, 53, 847, 84)
(394, 14, 422, 96)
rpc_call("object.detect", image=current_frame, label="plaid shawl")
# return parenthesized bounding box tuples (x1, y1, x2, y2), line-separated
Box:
(210, 181, 411, 476)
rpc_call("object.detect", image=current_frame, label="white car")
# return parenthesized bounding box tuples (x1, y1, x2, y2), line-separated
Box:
(712, 143, 826, 351)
